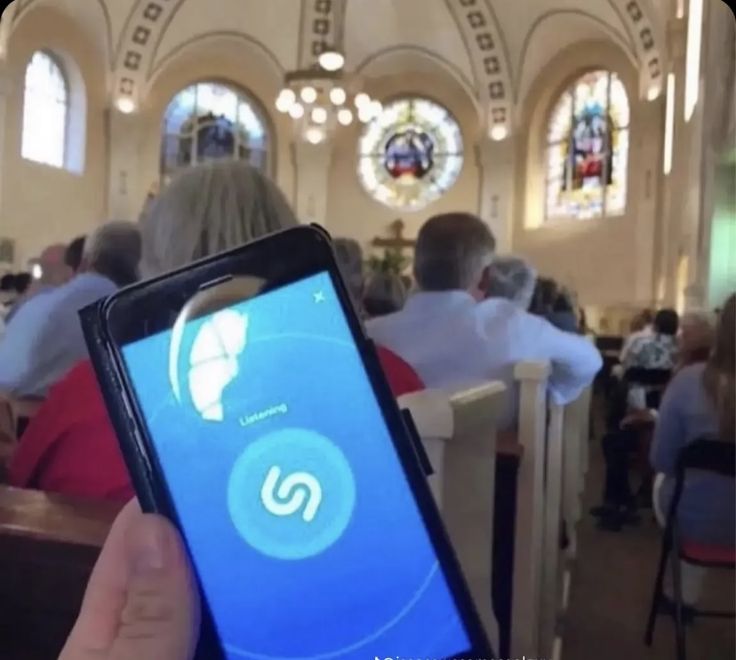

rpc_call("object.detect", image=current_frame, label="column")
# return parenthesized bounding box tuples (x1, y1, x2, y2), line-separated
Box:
(0, 57, 14, 263)
(291, 139, 334, 226)
(106, 107, 145, 222)
(476, 136, 515, 253)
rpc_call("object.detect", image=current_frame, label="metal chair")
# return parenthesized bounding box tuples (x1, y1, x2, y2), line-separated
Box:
(644, 438, 736, 660)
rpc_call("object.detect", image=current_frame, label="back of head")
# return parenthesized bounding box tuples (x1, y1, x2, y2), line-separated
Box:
(13, 272, 32, 295)
(414, 213, 496, 293)
(654, 308, 679, 336)
(0, 273, 14, 292)
(84, 222, 142, 288)
(702, 294, 735, 440)
(142, 161, 298, 276)
(486, 256, 537, 309)
(679, 310, 715, 364)
(364, 272, 407, 318)
(39, 243, 71, 286)
(333, 238, 364, 304)
(64, 235, 86, 273)
(529, 277, 558, 316)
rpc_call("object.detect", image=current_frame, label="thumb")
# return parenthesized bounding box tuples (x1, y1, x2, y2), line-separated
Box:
(111, 514, 200, 660)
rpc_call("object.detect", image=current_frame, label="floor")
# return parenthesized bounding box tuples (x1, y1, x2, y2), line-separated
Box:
(562, 432, 735, 660)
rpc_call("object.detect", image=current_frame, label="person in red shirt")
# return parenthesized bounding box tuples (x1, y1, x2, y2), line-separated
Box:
(10, 163, 424, 502)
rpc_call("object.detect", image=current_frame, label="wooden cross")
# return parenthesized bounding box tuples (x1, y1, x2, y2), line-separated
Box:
(371, 219, 416, 254)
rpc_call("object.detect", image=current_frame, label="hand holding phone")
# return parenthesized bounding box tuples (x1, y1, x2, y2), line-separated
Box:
(83, 226, 491, 660)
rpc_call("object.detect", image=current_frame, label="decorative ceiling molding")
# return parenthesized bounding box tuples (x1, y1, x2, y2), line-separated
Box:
(608, 0, 664, 96)
(112, 0, 186, 105)
(444, 0, 513, 133)
(6, 0, 113, 66)
(297, 0, 347, 70)
(515, 9, 637, 102)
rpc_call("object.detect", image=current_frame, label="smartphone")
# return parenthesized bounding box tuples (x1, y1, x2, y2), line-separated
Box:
(82, 225, 492, 660)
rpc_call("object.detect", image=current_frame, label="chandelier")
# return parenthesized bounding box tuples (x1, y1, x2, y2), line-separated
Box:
(275, 50, 382, 145)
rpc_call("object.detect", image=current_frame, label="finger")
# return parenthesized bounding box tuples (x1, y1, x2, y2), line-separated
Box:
(111, 511, 200, 660)
(60, 499, 140, 659)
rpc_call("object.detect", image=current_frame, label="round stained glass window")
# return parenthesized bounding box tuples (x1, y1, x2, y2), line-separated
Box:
(357, 98, 464, 212)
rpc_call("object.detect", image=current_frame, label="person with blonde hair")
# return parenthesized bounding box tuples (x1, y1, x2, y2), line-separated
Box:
(485, 255, 537, 310)
(10, 161, 297, 503)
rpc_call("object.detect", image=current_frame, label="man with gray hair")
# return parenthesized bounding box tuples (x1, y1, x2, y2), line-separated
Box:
(368, 213, 601, 428)
(0, 221, 141, 397)
(485, 255, 537, 310)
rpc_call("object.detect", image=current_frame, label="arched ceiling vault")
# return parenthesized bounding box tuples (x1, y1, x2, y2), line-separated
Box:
(1, 0, 667, 126)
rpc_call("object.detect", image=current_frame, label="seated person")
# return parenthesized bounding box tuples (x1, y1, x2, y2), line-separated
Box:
(333, 237, 423, 395)
(620, 308, 654, 362)
(548, 290, 580, 334)
(10, 167, 420, 502)
(0, 224, 140, 397)
(650, 293, 735, 609)
(593, 310, 714, 530)
(367, 213, 602, 429)
(364, 272, 407, 318)
(484, 255, 537, 310)
(677, 310, 714, 369)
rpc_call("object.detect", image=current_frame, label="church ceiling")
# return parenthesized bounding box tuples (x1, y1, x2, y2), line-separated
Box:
(3, 0, 665, 110)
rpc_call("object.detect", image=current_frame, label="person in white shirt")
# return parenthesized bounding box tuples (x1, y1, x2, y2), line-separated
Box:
(619, 309, 654, 362)
(367, 213, 603, 429)
(484, 255, 537, 311)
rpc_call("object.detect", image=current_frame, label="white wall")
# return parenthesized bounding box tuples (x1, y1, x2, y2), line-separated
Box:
(0, 6, 108, 267)
(512, 40, 664, 308)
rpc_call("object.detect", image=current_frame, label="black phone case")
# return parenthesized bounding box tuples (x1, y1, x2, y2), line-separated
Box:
(79, 225, 494, 660)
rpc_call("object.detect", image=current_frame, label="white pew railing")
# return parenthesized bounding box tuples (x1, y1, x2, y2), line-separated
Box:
(399, 381, 506, 653)
(510, 361, 550, 658)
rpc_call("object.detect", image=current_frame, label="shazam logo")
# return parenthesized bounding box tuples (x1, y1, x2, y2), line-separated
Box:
(261, 466, 322, 522)
(228, 429, 356, 560)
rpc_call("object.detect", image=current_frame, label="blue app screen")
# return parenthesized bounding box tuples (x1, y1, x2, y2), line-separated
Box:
(122, 272, 472, 660)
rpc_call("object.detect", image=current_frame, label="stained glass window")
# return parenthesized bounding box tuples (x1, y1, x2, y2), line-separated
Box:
(161, 82, 269, 182)
(22, 52, 68, 168)
(545, 70, 629, 221)
(358, 98, 463, 212)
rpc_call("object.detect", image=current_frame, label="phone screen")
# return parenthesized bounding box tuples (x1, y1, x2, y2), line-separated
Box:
(120, 271, 474, 660)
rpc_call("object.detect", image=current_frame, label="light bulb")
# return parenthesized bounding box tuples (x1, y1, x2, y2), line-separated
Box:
(369, 100, 383, 118)
(311, 106, 328, 124)
(116, 96, 136, 114)
(275, 89, 296, 113)
(31, 263, 42, 280)
(319, 50, 345, 72)
(337, 108, 353, 126)
(358, 105, 373, 123)
(490, 124, 508, 141)
(646, 84, 661, 101)
(329, 87, 347, 106)
(305, 127, 326, 144)
(300, 86, 317, 104)
(354, 92, 371, 109)
(288, 102, 305, 119)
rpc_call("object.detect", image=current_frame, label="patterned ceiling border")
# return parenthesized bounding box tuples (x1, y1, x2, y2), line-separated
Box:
(112, 0, 186, 107)
(298, 0, 347, 70)
(609, 0, 663, 96)
(444, 0, 513, 134)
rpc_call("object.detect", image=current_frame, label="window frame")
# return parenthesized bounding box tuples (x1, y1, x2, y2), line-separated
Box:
(160, 80, 272, 183)
(543, 69, 630, 223)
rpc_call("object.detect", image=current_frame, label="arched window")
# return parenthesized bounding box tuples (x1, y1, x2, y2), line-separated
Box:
(358, 97, 464, 212)
(161, 81, 269, 182)
(21, 51, 69, 168)
(545, 70, 630, 221)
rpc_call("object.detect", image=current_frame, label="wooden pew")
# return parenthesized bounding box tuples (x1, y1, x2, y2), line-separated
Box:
(399, 381, 506, 653)
(0, 486, 121, 659)
(510, 361, 550, 658)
